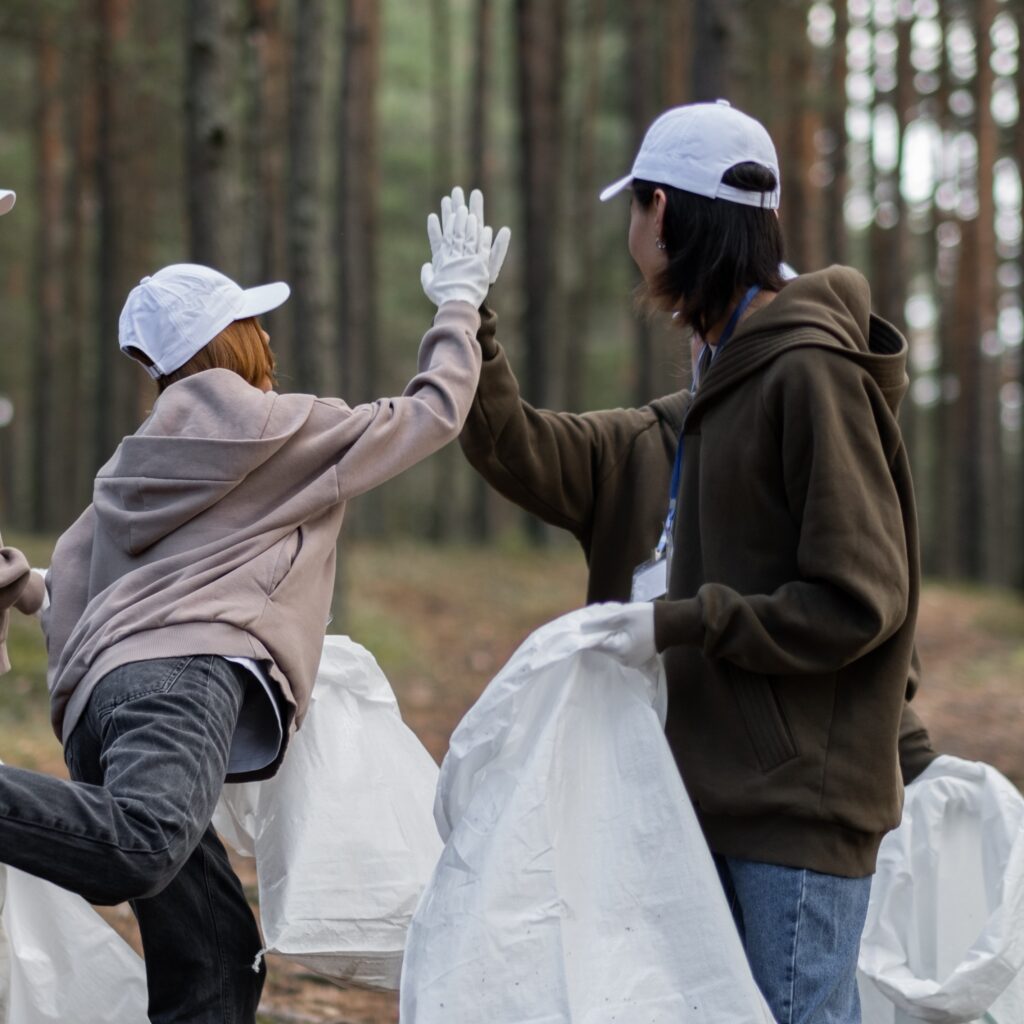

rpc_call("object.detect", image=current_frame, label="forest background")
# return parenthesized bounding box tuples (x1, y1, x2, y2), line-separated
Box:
(0, 0, 1022, 593)
(1, 2, 1023, 1020)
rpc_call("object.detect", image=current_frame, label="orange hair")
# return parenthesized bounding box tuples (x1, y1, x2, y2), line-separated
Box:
(155, 316, 277, 393)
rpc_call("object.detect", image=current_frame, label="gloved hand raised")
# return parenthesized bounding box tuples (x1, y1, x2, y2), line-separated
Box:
(581, 602, 658, 669)
(468, 187, 511, 286)
(421, 187, 511, 309)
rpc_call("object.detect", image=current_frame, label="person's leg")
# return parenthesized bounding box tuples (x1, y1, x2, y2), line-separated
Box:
(0, 655, 241, 903)
(0, 655, 256, 1021)
(64, 655, 262, 1023)
(721, 857, 871, 1024)
(131, 825, 265, 1024)
(712, 852, 744, 938)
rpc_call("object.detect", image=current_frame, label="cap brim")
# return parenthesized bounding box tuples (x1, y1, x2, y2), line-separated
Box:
(0, 191, 16, 216)
(237, 281, 290, 319)
(599, 174, 633, 202)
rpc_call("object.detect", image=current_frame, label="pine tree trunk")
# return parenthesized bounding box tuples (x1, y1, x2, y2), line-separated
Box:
(515, 0, 567, 543)
(822, 0, 847, 267)
(93, 0, 134, 471)
(663, 0, 694, 106)
(243, 0, 288, 361)
(691, 0, 735, 100)
(336, 0, 380, 400)
(287, 0, 326, 393)
(335, 0, 380, 547)
(974, 0, 1002, 582)
(1016, 0, 1024, 590)
(467, 0, 496, 543)
(185, 0, 232, 268)
(31, 15, 65, 532)
(63, 1, 98, 513)
(564, 0, 604, 412)
(932, 4, 960, 578)
(892, 12, 915, 462)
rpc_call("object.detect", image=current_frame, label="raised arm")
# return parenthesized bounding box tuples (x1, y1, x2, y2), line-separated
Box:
(459, 306, 667, 539)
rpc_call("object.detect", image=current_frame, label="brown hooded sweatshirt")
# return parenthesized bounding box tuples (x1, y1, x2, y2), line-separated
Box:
(460, 266, 925, 878)
(43, 301, 482, 780)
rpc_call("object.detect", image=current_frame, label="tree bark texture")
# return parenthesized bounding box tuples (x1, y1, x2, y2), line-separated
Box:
(288, 0, 326, 393)
(186, 0, 232, 268)
(32, 16, 65, 531)
(336, 0, 380, 401)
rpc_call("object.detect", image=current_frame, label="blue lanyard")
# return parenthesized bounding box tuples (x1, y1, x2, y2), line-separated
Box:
(656, 285, 761, 559)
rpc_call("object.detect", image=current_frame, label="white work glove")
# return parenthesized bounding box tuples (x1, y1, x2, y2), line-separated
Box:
(468, 187, 511, 285)
(421, 187, 511, 308)
(582, 603, 658, 669)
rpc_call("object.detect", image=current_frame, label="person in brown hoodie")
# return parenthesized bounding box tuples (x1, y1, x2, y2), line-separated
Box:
(4, 189, 509, 1024)
(460, 104, 920, 1024)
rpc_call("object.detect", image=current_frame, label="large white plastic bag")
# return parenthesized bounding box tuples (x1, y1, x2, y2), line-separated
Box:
(401, 604, 776, 1024)
(0, 864, 148, 1023)
(213, 634, 443, 990)
(858, 755, 1024, 1023)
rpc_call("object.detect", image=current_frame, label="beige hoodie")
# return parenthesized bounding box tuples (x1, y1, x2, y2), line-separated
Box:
(43, 301, 481, 779)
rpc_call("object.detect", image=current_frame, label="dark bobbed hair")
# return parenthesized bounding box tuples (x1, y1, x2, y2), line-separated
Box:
(633, 162, 786, 338)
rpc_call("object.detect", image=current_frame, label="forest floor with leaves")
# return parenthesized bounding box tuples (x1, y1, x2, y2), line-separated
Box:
(3, 536, 1024, 1023)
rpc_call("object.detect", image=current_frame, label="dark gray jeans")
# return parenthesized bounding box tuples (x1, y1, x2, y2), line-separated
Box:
(0, 655, 264, 1023)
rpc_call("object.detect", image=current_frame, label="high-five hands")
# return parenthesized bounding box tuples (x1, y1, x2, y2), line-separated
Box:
(420, 187, 511, 309)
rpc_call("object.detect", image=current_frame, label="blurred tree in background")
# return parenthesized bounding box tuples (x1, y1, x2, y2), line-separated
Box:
(0, 0, 1022, 591)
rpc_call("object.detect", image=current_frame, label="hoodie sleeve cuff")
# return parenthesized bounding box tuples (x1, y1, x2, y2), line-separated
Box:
(0, 547, 31, 611)
(15, 570, 46, 616)
(653, 596, 704, 652)
(477, 304, 500, 360)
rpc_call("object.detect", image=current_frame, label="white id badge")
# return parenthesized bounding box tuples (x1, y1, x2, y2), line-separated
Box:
(630, 556, 667, 602)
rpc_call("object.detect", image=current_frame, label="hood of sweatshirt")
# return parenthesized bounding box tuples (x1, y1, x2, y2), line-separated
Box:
(691, 265, 909, 419)
(94, 369, 316, 556)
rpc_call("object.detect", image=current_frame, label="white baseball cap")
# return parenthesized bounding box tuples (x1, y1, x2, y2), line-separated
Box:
(119, 263, 290, 378)
(0, 191, 16, 216)
(599, 100, 781, 209)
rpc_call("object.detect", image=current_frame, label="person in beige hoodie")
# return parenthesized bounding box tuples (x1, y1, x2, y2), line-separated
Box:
(0, 188, 47, 673)
(8, 188, 508, 1024)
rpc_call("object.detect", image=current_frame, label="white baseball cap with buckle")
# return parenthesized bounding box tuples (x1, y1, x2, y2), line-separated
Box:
(599, 100, 781, 209)
(118, 263, 290, 378)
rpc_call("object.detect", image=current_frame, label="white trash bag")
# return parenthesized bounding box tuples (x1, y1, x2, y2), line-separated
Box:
(858, 754, 1024, 1024)
(0, 864, 148, 1024)
(400, 604, 776, 1024)
(213, 634, 443, 990)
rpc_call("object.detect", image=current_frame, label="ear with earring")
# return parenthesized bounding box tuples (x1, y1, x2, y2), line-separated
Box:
(655, 238, 667, 250)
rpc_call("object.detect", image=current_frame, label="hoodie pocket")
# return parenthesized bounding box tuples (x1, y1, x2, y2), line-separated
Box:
(266, 528, 303, 596)
(729, 666, 798, 772)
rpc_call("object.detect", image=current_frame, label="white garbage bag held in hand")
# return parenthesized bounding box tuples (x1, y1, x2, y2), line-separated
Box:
(858, 755, 1024, 1024)
(213, 635, 443, 991)
(400, 604, 775, 1024)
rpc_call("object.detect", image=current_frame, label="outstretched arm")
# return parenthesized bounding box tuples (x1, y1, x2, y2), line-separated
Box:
(459, 306, 670, 541)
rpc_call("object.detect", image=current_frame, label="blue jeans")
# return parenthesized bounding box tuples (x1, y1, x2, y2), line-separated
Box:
(0, 655, 264, 1023)
(715, 855, 871, 1024)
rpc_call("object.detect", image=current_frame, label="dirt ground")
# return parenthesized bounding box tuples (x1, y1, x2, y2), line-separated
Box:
(3, 540, 1023, 1023)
